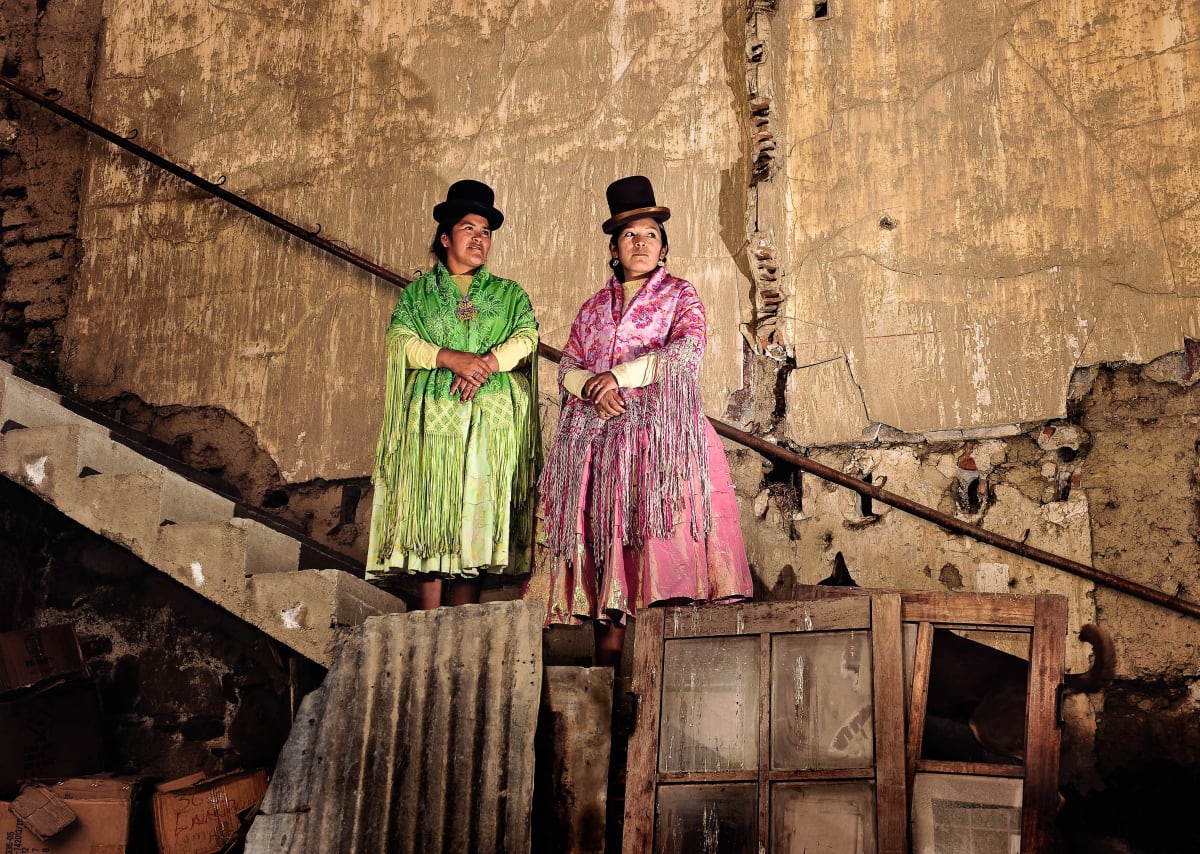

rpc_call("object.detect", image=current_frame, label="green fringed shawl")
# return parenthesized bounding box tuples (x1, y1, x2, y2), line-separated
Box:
(368, 263, 540, 577)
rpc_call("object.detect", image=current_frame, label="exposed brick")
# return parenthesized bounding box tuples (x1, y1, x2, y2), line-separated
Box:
(2, 259, 75, 301)
(2, 238, 68, 266)
(24, 297, 69, 323)
(18, 222, 79, 244)
(25, 327, 55, 348)
(0, 120, 18, 150)
(0, 159, 25, 183)
(0, 206, 30, 230)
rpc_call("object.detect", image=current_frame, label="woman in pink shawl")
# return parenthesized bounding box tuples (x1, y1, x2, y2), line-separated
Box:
(534, 175, 753, 665)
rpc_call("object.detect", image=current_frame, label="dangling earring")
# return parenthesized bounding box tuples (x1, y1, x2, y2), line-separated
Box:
(657, 257, 665, 266)
(610, 258, 621, 269)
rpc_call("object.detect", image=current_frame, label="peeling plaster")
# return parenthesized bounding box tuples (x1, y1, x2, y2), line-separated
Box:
(23, 455, 47, 486)
(280, 603, 303, 630)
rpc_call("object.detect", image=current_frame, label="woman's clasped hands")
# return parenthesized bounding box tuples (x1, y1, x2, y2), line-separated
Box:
(439, 349, 499, 402)
(582, 371, 625, 420)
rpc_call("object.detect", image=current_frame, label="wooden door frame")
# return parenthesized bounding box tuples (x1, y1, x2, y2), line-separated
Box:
(622, 596, 909, 854)
(783, 587, 1068, 853)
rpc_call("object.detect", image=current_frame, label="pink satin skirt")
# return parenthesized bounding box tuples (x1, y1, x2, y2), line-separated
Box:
(527, 421, 753, 625)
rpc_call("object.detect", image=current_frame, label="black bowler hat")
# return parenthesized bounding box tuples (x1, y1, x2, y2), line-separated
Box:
(602, 175, 671, 234)
(432, 179, 504, 230)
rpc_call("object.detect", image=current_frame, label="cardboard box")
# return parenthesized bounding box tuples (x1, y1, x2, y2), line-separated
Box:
(10, 784, 77, 840)
(0, 681, 102, 797)
(0, 626, 87, 696)
(0, 776, 135, 854)
(152, 770, 268, 854)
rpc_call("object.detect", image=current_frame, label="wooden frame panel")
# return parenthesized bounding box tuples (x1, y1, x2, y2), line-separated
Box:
(622, 608, 665, 854)
(661, 597, 872, 637)
(756, 632, 771, 850)
(623, 597, 910, 854)
(1021, 594, 1067, 852)
(905, 621, 935, 806)
(871, 595, 908, 854)
(768, 585, 1069, 853)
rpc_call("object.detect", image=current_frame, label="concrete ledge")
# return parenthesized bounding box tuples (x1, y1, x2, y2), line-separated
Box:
(233, 517, 301, 575)
(0, 373, 84, 430)
(244, 570, 403, 666)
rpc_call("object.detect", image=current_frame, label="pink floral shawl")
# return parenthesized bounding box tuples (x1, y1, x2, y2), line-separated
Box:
(539, 267, 712, 566)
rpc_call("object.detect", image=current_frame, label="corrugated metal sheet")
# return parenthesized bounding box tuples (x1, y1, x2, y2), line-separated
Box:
(246, 600, 543, 853)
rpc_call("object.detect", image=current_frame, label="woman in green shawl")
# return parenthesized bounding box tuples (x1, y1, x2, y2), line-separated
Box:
(367, 180, 540, 609)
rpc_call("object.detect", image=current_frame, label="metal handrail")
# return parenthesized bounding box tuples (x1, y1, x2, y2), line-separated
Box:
(0, 76, 410, 289)
(6, 74, 1199, 620)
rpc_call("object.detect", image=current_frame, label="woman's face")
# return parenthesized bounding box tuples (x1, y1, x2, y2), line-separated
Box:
(611, 217, 665, 279)
(441, 213, 493, 275)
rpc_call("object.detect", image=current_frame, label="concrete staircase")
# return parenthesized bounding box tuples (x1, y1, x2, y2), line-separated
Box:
(0, 361, 404, 666)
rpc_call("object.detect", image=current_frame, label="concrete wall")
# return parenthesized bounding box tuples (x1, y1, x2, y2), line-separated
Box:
(64, 0, 749, 485)
(751, 0, 1197, 441)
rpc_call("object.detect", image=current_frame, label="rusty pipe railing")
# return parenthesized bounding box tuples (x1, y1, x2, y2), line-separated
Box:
(537, 357, 1200, 619)
(0, 75, 410, 289)
(7, 74, 1199, 621)
(710, 416, 1200, 618)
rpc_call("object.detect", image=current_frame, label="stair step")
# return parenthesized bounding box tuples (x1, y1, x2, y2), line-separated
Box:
(232, 517, 302, 576)
(162, 470, 237, 524)
(152, 520, 256, 599)
(68, 468, 170, 554)
(70, 467, 236, 555)
(0, 359, 385, 666)
(0, 371, 86, 431)
(150, 517, 301, 584)
(246, 570, 405, 665)
(0, 423, 149, 506)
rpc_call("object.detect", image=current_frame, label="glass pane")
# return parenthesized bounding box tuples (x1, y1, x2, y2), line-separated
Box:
(654, 783, 757, 854)
(771, 781, 877, 853)
(659, 637, 759, 773)
(923, 629, 1031, 764)
(771, 632, 873, 769)
(911, 773, 1022, 854)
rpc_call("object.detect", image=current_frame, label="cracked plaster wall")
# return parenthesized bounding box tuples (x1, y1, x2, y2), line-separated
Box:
(62, 0, 749, 484)
(750, 0, 1198, 442)
(730, 3, 1200, 810)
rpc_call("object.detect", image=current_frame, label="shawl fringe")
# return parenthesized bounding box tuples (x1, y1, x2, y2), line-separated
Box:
(368, 267, 540, 575)
(539, 335, 711, 569)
